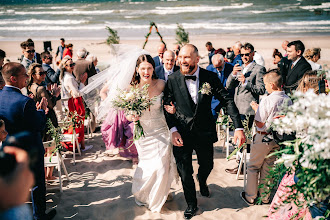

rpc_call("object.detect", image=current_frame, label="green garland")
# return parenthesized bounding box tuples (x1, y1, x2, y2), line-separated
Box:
(143, 22, 166, 49)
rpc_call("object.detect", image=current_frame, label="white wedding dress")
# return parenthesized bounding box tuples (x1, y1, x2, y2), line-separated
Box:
(132, 93, 177, 212)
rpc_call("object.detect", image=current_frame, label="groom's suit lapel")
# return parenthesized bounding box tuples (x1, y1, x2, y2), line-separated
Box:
(177, 72, 196, 113)
(194, 69, 207, 115)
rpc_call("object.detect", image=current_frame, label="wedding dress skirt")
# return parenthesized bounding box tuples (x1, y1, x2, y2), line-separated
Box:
(132, 93, 177, 212)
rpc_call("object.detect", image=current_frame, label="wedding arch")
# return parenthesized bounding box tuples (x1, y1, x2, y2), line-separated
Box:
(143, 22, 166, 49)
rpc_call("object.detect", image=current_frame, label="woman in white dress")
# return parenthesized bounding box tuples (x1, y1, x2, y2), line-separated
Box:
(126, 54, 177, 213)
(81, 46, 177, 213)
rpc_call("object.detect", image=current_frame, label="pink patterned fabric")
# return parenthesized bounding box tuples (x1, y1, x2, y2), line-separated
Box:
(267, 173, 312, 220)
(101, 109, 138, 159)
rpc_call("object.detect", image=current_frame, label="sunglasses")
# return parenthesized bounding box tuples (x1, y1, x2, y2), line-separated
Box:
(35, 71, 46, 76)
(241, 52, 251, 57)
(26, 49, 35, 54)
(67, 63, 75, 67)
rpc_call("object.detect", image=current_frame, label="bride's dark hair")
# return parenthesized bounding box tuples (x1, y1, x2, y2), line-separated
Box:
(131, 54, 157, 85)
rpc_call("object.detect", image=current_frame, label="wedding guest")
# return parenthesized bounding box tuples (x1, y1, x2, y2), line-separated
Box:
(205, 41, 215, 65)
(74, 48, 96, 85)
(0, 49, 5, 89)
(20, 41, 36, 71)
(0, 62, 56, 219)
(26, 39, 42, 64)
(27, 63, 61, 181)
(155, 50, 179, 81)
(225, 42, 266, 175)
(253, 50, 265, 67)
(153, 43, 166, 67)
(60, 56, 91, 151)
(267, 71, 322, 219)
(272, 49, 283, 65)
(41, 51, 60, 85)
(230, 41, 242, 65)
(86, 53, 100, 73)
(241, 69, 292, 205)
(304, 48, 322, 70)
(207, 54, 234, 120)
(173, 44, 181, 66)
(282, 40, 289, 57)
(284, 40, 312, 94)
(63, 43, 73, 58)
(55, 38, 65, 61)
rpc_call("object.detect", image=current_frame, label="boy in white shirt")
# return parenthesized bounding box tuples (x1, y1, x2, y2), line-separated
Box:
(241, 69, 292, 205)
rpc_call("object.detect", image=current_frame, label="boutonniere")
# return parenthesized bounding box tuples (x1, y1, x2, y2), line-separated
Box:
(199, 82, 212, 95)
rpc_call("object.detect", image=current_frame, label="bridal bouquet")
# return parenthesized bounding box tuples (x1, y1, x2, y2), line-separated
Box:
(112, 84, 154, 141)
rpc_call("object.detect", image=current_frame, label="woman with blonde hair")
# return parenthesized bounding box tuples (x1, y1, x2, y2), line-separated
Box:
(60, 56, 91, 151)
(296, 70, 322, 94)
(304, 48, 321, 70)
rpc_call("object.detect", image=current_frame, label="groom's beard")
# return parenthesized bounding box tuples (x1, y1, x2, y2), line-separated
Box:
(180, 64, 196, 75)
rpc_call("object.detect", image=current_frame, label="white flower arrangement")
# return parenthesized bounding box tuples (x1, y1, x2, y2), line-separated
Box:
(199, 82, 212, 95)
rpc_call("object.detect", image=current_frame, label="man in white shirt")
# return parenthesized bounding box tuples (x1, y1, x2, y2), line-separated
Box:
(20, 41, 35, 71)
(155, 50, 179, 81)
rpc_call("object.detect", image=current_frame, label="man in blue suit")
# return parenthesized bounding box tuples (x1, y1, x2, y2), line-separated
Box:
(153, 43, 166, 67)
(231, 41, 242, 66)
(155, 50, 179, 81)
(207, 54, 235, 120)
(0, 62, 56, 220)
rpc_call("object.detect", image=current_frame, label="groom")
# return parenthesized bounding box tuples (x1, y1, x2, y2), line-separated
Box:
(164, 44, 246, 219)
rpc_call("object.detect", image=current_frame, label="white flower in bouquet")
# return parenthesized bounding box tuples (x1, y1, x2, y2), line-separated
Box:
(125, 92, 135, 101)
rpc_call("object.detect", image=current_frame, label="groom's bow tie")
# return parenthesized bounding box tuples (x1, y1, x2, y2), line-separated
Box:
(185, 75, 196, 81)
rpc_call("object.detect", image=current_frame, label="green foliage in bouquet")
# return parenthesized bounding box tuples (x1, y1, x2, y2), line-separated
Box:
(112, 84, 155, 141)
(46, 119, 63, 162)
(106, 26, 120, 45)
(175, 23, 189, 46)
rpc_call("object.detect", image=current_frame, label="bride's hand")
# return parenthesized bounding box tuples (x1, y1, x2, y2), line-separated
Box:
(164, 102, 176, 114)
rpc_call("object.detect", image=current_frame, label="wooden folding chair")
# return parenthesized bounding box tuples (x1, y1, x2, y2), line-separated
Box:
(62, 130, 81, 165)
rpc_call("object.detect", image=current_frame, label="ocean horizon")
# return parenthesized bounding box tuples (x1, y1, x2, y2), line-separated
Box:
(0, 0, 329, 41)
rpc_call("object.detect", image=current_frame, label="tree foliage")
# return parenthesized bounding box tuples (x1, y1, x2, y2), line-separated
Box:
(106, 26, 120, 45)
(175, 23, 189, 46)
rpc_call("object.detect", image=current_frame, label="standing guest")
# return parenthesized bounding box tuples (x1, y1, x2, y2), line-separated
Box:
(153, 43, 166, 67)
(26, 39, 41, 64)
(173, 44, 181, 66)
(273, 49, 283, 65)
(0, 62, 56, 219)
(241, 69, 292, 205)
(226, 47, 235, 63)
(41, 51, 60, 85)
(164, 44, 246, 219)
(231, 41, 243, 65)
(0, 49, 5, 89)
(205, 41, 215, 65)
(155, 50, 179, 81)
(282, 40, 289, 57)
(62, 43, 73, 58)
(284, 40, 312, 94)
(55, 38, 65, 61)
(225, 42, 266, 175)
(20, 41, 36, 71)
(253, 50, 265, 67)
(60, 56, 91, 151)
(208, 54, 235, 120)
(74, 48, 96, 85)
(304, 48, 322, 70)
(27, 63, 61, 181)
(86, 53, 100, 73)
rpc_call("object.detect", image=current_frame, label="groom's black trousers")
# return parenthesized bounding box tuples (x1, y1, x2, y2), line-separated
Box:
(173, 135, 214, 206)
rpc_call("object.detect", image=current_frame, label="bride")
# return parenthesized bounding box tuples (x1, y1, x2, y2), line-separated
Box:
(82, 46, 177, 213)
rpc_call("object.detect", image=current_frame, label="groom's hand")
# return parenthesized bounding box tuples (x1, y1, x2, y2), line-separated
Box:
(172, 131, 183, 147)
(233, 130, 246, 147)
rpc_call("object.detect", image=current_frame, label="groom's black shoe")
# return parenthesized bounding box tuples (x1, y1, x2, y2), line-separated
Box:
(197, 174, 210, 197)
(184, 205, 198, 219)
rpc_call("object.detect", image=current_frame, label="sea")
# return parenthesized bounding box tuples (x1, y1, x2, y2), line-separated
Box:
(0, 0, 330, 41)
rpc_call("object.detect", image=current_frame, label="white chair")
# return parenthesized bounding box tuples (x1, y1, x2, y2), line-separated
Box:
(85, 116, 93, 139)
(236, 146, 250, 191)
(62, 130, 81, 165)
(44, 140, 70, 192)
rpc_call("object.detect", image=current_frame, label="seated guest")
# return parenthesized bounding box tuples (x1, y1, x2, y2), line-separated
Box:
(86, 53, 100, 73)
(155, 50, 179, 81)
(208, 54, 234, 120)
(241, 69, 292, 205)
(304, 48, 322, 71)
(60, 56, 91, 151)
(0, 62, 56, 219)
(27, 63, 61, 181)
(153, 43, 166, 67)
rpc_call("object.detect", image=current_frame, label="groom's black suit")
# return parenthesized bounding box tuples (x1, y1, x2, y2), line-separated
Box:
(164, 67, 243, 206)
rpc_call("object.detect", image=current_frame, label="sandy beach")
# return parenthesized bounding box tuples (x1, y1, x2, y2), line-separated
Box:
(1, 35, 329, 219)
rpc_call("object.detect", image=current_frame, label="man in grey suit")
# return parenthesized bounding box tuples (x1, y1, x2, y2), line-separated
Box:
(155, 50, 179, 81)
(225, 42, 266, 174)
